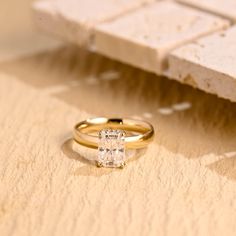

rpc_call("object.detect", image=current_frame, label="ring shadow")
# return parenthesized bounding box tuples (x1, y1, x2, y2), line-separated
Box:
(1, 45, 236, 180)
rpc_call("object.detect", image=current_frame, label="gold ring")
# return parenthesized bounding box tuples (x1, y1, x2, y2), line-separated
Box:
(73, 117, 154, 168)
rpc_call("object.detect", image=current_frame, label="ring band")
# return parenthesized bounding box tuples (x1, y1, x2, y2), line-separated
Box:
(74, 117, 154, 149)
(73, 117, 154, 168)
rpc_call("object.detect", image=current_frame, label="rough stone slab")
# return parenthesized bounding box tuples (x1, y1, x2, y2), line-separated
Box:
(2, 54, 236, 236)
(95, 1, 229, 74)
(177, 0, 236, 22)
(168, 26, 236, 102)
(32, 0, 155, 46)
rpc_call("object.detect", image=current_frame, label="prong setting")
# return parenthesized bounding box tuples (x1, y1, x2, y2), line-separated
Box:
(96, 161, 103, 168)
(119, 162, 126, 169)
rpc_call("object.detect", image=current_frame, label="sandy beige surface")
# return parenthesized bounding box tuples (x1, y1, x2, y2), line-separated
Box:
(1, 1, 236, 236)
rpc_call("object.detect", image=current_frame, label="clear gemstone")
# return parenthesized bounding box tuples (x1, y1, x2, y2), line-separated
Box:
(98, 129, 125, 168)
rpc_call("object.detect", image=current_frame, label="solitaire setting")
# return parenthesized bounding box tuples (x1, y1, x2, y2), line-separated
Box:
(98, 129, 126, 168)
(73, 117, 154, 168)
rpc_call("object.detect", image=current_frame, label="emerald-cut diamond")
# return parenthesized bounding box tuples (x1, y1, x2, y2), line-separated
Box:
(98, 129, 125, 168)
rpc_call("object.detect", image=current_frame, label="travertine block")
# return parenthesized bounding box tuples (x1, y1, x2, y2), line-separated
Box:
(33, 0, 154, 46)
(168, 26, 236, 102)
(33, 1, 66, 43)
(177, 0, 236, 22)
(95, 1, 229, 74)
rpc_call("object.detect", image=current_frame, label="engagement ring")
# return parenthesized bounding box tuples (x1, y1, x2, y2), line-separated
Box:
(73, 117, 154, 168)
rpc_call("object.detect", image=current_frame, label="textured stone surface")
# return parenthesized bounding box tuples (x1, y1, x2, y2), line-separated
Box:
(33, 0, 154, 46)
(95, 1, 229, 74)
(2, 2, 236, 234)
(178, 0, 236, 22)
(168, 26, 236, 102)
(33, 0, 236, 101)
(1, 46, 236, 236)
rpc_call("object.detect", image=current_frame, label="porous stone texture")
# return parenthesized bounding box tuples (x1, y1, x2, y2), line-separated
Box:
(95, 1, 229, 74)
(177, 0, 236, 22)
(168, 26, 236, 102)
(32, 0, 154, 46)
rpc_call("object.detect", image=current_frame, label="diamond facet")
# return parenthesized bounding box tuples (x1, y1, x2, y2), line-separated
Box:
(98, 129, 125, 168)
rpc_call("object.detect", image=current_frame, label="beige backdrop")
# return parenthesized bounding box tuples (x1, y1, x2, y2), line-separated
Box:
(0, 1, 236, 236)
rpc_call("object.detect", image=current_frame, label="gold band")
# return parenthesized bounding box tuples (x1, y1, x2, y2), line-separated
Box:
(73, 117, 154, 149)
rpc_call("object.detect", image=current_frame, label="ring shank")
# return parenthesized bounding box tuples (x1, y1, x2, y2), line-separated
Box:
(73, 117, 154, 149)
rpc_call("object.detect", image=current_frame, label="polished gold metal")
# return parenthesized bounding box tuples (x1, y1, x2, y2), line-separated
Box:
(73, 117, 154, 149)
(119, 162, 126, 169)
(96, 161, 103, 168)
